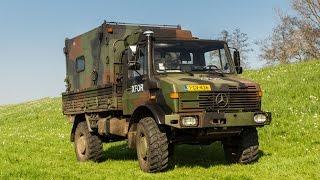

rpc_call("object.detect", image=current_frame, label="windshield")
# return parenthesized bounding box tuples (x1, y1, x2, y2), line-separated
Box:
(154, 40, 234, 74)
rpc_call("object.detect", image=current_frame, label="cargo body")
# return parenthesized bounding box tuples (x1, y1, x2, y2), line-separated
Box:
(62, 22, 271, 172)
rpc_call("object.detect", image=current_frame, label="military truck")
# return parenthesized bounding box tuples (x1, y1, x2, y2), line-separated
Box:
(62, 21, 271, 172)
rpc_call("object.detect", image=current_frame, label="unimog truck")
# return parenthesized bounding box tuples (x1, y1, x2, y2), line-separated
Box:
(62, 21, 271, 172)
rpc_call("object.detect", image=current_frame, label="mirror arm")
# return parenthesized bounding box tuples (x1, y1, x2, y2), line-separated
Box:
(229, 47, 238, 51)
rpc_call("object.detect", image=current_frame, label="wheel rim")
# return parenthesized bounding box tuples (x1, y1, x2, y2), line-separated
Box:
(138, 132, 148, 161)
(77, 134, 87, 156)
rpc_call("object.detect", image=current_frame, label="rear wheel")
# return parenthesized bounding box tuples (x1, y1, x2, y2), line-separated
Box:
(223, 127, 259, 164)
(136, 117, 169, 173)
(74, 121, 103, 162)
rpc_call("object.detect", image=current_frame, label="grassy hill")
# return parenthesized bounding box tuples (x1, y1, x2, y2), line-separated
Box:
(0, 61, 319, 179)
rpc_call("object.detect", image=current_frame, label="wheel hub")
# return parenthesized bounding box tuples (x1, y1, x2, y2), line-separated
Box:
(138, 133, 148, 160)
(77, 135, 87, 155)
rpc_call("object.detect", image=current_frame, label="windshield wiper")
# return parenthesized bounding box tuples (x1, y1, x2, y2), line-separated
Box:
(209, 69, 224, 76)
(185, 71, 194, 76)
(191, 66, 224, 76)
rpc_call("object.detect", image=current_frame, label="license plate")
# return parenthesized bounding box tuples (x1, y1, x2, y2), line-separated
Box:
(185, 85, 212, 92)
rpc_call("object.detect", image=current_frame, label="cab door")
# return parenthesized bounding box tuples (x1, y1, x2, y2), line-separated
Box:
(122, 46, 150, 115)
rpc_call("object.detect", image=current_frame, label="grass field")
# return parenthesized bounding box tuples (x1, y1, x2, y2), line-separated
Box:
(0, 61, 320, 179)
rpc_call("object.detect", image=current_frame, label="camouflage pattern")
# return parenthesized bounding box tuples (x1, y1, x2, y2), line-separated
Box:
(62, 23, 272, 172)
(62, 22, 193, 115)
(62, 22, 271, 131)
(63, 22, 192, 92)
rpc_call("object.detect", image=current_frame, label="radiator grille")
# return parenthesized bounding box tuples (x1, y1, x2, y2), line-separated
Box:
(180, 91, 261, 112)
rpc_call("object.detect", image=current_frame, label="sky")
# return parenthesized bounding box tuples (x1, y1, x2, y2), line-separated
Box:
(0, 0, 291, 105)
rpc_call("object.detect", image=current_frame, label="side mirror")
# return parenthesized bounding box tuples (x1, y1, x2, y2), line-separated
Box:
(128, 45, 140, 70)
(236, 66, 243, 74)
(233, 50, 242, 74)
(128, 62, 141, 70)
(233, 50, 241, 67)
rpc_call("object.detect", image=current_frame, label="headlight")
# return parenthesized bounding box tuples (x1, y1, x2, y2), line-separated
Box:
(181, 116, 198, 127)
(254, 114, 267, 124)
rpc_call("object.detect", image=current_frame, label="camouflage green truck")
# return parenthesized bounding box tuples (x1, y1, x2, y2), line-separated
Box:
(62, 21, 271, 172)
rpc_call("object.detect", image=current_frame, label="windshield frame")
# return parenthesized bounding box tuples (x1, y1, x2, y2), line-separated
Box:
(152, 39, 236, 75)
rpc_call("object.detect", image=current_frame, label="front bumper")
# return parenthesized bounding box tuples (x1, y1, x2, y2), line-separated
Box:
(164, 111, 272, 128)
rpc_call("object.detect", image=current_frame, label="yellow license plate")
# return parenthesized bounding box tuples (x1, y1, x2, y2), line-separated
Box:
(185, 85, 212, 92)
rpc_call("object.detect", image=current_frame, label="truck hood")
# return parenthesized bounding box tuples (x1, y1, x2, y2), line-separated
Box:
(158, 73, 259, 92)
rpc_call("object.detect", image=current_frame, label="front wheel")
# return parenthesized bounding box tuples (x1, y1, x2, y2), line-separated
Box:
(223, 127, 259, 164)
(136, 117, 169, 173)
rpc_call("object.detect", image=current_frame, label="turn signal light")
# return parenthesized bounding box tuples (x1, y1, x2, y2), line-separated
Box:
(150, 95, 156, 100)
(107, 28, 113, 33)
(170, 92, 179, 99)
(258, 90, 263, 97)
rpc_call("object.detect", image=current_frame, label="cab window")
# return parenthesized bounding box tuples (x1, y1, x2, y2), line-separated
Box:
(128, 47, 147, 79)
(76, 56, 85, 72)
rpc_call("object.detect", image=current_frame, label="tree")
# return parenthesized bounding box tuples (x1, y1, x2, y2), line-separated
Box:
(292, 0, 320, 27)
(221, 28, 252, 68)
(258, 14, 303, 64)
(292, 0, 320, 59)
(258, 1, 320, 64)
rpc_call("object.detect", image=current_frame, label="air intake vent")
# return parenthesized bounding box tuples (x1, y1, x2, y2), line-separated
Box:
(180, 90, 261, 113)
(228, 86, 238, 90)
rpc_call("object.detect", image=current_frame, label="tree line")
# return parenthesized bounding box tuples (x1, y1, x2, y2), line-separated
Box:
(222, 0, 320, 67)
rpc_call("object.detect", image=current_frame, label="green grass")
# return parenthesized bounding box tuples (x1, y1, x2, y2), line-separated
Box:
(1, 61, 320, 179)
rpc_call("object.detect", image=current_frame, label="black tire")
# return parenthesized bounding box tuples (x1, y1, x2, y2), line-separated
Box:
(74, 121, 103, 162)
(168, 143, 174, 157)
(223, 127, 259, 164)
(136, 117, 169, 173)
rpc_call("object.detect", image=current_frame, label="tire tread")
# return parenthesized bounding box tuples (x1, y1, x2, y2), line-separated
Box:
(137, 117, 169, 172)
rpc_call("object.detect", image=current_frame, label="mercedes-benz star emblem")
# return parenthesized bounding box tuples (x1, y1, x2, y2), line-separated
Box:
(215, 93, 229, 108)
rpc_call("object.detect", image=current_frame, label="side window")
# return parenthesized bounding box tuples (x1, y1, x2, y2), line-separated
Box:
(128, 47, 147, 79)
(205, 49, 231, 73)
(205, 50, 222, 68)
(181, 53, 193, 65)
(135, 47, 147, 77)
(76, 56, 85, 72)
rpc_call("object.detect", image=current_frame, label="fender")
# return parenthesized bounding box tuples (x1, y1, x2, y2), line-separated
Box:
(131, 103, 166, 124)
